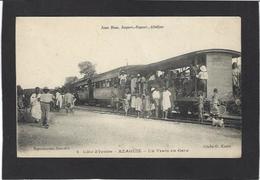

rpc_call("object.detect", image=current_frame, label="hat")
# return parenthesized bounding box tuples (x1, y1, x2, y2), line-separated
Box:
(43, 86, 49, 91)
(200, 65, 207, 72)
(137, 74, 140, 76)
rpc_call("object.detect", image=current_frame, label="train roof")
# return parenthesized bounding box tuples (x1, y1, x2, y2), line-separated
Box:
(72, 65, 146, 86)
(145, 49, 241, 71)
(72, 48, 241, 85)
(92, 65, 146, 82)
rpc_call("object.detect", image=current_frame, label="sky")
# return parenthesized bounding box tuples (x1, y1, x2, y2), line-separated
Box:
(16, 17, 241, 89)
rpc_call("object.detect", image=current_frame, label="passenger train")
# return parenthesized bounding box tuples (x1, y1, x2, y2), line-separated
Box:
(72, 49, 241, 115)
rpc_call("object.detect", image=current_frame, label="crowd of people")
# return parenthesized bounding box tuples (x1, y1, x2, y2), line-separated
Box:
(112, 61, 240, 121)
(17, 86, 76, 128)
(111, 62, 211, 120)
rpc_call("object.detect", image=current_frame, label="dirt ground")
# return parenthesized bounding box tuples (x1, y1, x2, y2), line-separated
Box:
(17, 109, 241, 158)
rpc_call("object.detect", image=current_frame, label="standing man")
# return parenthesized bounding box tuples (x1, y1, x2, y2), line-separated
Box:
(40, 87, 54, 128)
(64, 90, 75, 113)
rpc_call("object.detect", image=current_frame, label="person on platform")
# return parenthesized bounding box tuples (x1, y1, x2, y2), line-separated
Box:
(17, 85, 26, 122)
(137, 74, 142, 94)
(190, 60, 199, 91)
(123, 89, 131, 116)
(135, 93, 143, 118)
(40, 87, 54, 128)
(162, 87, 172, 119)
(143, 91, 151, 118)
(140, 75, 147, 94)
(130, 88, 137, 114)
(197, 91, 204, 122)
(64, 90, 75, 113)
(30, 87, 42, 123)
(111, 85, 119, 112)
(152, 87, 160, 118)
(211, 88, 220, 115)
(55, 89, 63, 111)
(150, 99, 156, 117)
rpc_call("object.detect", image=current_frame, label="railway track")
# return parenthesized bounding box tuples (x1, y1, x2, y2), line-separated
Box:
(75, 105, 242, 129)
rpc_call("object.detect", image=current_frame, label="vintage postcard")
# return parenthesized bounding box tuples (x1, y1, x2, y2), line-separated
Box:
(16, 17, 241, 158)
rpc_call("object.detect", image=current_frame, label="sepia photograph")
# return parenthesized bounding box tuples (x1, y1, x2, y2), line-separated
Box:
(16, 17, 242, 158)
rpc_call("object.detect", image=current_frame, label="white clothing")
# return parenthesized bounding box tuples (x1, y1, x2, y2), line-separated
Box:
(56, 92, 63, 108)
(30, 93, 41, 120)
(149, 75, 156, 81)
(64, 93, 74, 105)
(162, 90, 171, 111)
(119, 74, 127, 81)
(56, 92, 62, 108)
(40, 93, 54, 103)
(126, 93, 131, 101)
(131, 95, 137, 109)
(152, 90, 160, 99)
(197, 71, 208, 80)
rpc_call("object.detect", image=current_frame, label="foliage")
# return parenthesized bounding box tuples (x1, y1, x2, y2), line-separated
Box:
(65, 76, 78, 85)
(78, 61, 96, 78)
(64, 76, 78, 92)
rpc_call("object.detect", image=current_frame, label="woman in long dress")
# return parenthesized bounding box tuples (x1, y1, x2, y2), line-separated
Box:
(30, 87, 41, 123)
(143, 91, 151, 118)
(135, 94, 143, 118)
(162, 87, 172, 119)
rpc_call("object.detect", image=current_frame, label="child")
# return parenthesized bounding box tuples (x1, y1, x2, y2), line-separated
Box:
(130, 88, 137, 114)
(150, 99, 156, 117)
(152, 87, 160, 118)
(197, 91, 204, 122)
(124, 90, 131, 116)
(143, 91, 151, 118)
(162, 87, 172, 119)
(211, 88, 220, 115)
(135, 94, 143, 118)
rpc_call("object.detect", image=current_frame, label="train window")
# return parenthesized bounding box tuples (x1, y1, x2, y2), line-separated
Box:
(106, 80, 110, 87)
(95, 82, 100, 88)
(102, 80, 106, 88)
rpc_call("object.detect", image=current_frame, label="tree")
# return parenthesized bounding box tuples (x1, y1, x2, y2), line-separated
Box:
(64, 76, 78, 92)
(65, 76, 78, 85)
(78, 61, 96, 78)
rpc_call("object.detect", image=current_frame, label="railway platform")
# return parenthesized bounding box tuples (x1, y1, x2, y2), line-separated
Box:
(74, 105, 242, 129)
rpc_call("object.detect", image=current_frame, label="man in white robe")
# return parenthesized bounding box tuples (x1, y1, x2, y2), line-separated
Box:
(55, 90, 63, 110)
(30, 87, 41, 122)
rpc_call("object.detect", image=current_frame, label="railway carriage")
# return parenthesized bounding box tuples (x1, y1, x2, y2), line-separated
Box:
(73, 49, 241, 115)
(144, 49, 241, 115)
(73, 65, 146, 105)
